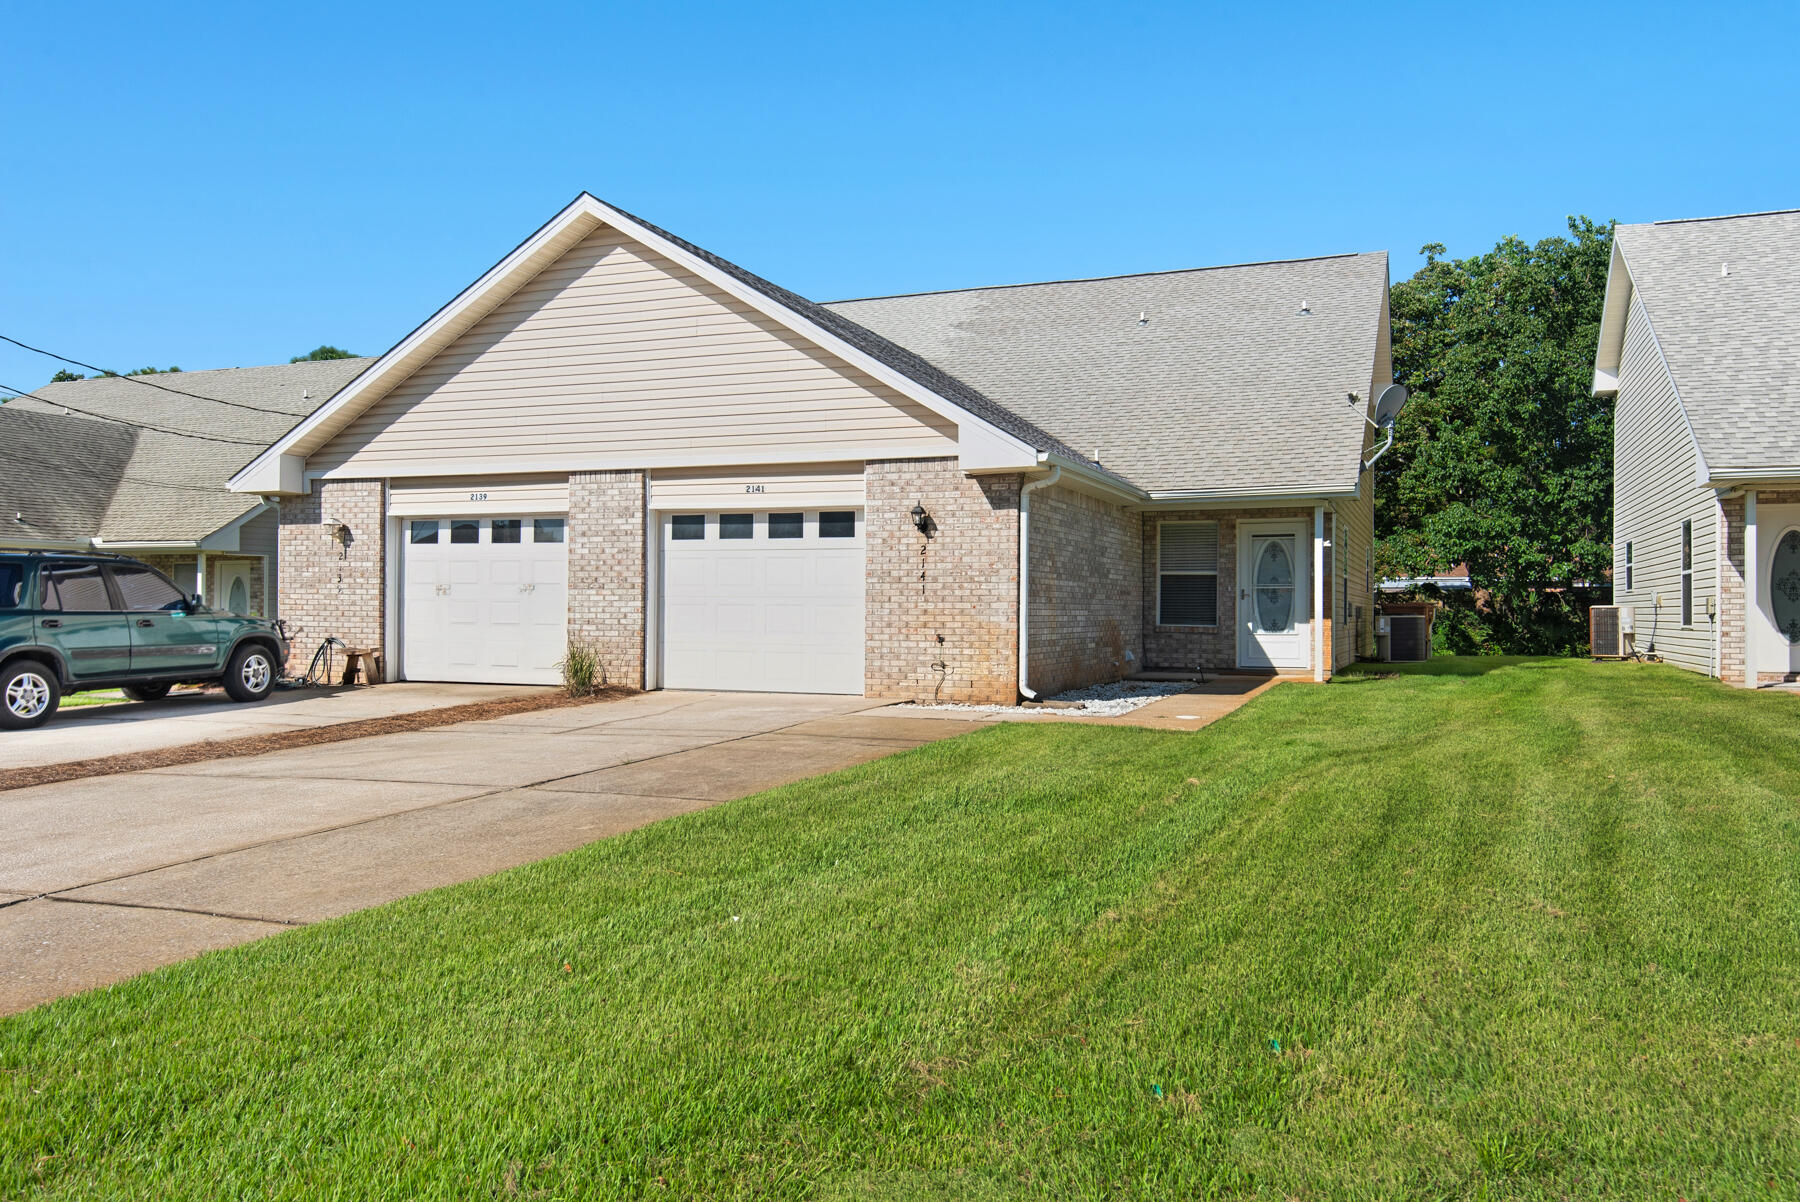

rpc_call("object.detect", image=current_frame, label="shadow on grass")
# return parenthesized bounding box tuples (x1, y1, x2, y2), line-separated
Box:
(1336, 655, 1584, 681)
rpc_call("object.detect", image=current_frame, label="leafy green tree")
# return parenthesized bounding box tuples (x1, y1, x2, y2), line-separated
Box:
(124, 366, 180, 375)
(290, 345, 357, 362)
(1376, 217, 1615, 654)
(49, 369, 84, 382)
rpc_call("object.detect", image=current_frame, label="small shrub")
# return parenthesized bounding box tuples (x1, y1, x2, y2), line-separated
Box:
(558, 639, 604, 697)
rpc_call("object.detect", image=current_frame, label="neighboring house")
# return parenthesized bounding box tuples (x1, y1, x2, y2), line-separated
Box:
(232, 194, 1391, 702)
(2, 359, 369, 615)
(1593, 208, 1800, 684)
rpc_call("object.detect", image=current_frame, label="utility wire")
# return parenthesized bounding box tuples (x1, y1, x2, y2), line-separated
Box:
(0, 382, 269, 445)
(0, 332, 321, 417)
(3, 444, 246, 496)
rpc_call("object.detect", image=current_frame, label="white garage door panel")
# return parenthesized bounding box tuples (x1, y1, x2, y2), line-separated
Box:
(660, 511, 865, 694)
(401, 516, 568, 685)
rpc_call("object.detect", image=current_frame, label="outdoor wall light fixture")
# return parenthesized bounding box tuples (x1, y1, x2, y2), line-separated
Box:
(910, 503, 930, 533)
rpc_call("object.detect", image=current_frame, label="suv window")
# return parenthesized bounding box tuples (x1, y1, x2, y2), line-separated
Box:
(0, 563, 22, 609)
(109, 566, 189, 611)
(40, 563, 115, 612)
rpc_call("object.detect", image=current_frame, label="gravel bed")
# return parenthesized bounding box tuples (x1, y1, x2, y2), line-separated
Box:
(899, 679, 1193, 717)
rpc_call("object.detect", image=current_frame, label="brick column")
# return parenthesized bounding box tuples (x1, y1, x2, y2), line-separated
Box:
(276, 480, 385, 676)
(568, 469, 646, 689)
(866, 458, 1020, 704)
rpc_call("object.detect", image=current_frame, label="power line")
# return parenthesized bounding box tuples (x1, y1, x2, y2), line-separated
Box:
(3, 444, 242, 496)
(0, 332, 319, 417)
(0, 383, 269, 445)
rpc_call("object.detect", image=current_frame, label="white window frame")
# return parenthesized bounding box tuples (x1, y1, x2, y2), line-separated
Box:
(1680, 521, 1693, 626)
(1156, 520, 1220, 628)
(1624, 541, 1633, 591)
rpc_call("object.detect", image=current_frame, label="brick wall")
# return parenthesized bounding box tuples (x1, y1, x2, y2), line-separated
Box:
(866, 458, 1020, 704)
(1141, 507, 1321, 674)
(1723, 489, 1800, 686)
(277, 480, 385, 675)
(568, 469, 645, 689)
(1026, 483, 1141, 695)
(1721, 493, 1746, 684)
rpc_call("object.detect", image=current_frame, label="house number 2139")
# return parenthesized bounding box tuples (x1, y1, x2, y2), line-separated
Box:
(469, 492, 489, 501)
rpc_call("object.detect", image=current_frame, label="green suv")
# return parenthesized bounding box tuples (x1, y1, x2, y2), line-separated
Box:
(0, 551, 289, 730)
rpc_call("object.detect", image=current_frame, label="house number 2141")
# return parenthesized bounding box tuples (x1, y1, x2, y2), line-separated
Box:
(743, 485, 765, 494)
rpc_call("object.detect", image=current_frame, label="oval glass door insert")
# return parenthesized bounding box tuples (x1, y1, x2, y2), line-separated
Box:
(1254, 538, 1295, 633)
(228, 576, 249, 616)
(1772, 530, 1800, 644)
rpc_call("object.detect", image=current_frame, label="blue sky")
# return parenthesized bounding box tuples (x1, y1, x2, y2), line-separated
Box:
(3, 1, 1797, 389)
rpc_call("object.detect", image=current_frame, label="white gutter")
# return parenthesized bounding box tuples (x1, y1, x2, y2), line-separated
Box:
(1017, 465, 1062, 700)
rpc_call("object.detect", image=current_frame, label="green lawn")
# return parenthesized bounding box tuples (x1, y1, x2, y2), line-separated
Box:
(4, 659, 1799, 1198)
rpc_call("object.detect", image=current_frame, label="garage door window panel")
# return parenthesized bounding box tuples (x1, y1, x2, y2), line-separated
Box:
(533, 518, 565, 544)
(720, 513, 753, 540)
(768, 513, 803, 539)
(819, 511, 856, 538)
(492, 519, 521, 544)
(410, 521, 439, 544)
(671, 515, 705, 541)
(451, 520, 480, 545)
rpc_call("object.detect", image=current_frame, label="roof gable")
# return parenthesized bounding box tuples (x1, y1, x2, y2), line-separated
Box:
(305, 223, 962, 477)
(233, 195, 1054, 495)
(1602, 210, 1800, 479)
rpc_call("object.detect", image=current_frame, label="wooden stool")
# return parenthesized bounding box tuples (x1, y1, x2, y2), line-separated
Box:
(339, 648, 384, 687)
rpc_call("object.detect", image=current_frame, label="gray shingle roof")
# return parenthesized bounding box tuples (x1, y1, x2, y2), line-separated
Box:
(5, 358, 368, 542)
(824, 253, 1390, 495)
(0, 408, 138, 542)
(1616, 210, 1800, 474)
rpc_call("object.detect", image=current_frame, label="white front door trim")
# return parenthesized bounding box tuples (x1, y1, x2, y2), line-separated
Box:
(1236, 517, 1311, 671)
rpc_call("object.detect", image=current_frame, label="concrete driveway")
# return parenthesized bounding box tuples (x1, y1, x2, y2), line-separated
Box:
(1, 682, 544, 772)
(0, 691, 986, 1014)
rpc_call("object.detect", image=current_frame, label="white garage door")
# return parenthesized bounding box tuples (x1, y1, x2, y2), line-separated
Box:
(660, 509, 864, 694)
(402, 516, 568, 685)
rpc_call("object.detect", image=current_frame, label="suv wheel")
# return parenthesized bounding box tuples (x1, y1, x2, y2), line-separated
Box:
(1, 660, 61, 730)
(122, 683, 174, 703)
(223, 644, 276, 703)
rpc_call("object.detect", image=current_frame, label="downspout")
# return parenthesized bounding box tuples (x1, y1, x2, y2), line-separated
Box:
(1312, 505, 1326, 682)
(1017, 466, 1061, 700)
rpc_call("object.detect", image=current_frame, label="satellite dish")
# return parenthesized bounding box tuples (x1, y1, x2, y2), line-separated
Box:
(1372, 384, 1409, 429)
(1368, 386, 1411, 430)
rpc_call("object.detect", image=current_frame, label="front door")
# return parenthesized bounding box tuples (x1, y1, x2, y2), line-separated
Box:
(1762, 526, 1800, 676)
(1237, 522, 1310, 670)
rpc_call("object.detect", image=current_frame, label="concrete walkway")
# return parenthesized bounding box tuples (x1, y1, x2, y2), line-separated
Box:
(0, 691, 985, 1015)
(0, 682, 544, 772)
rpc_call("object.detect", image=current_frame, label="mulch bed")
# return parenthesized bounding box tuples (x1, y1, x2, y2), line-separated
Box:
(0, 686, 635, 794)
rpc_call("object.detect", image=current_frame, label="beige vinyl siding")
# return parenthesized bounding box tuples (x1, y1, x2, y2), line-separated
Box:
(1331, 478, 1375, 668)
(649, 464, 864, 510)
(388, 475, 571, 516)
(1614, 293, 1720, 674)
(311, 226, 957, 476)
(236, 508, 278, 559)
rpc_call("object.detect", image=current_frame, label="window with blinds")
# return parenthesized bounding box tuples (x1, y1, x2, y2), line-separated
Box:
(1158, 520, 1219, 626)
